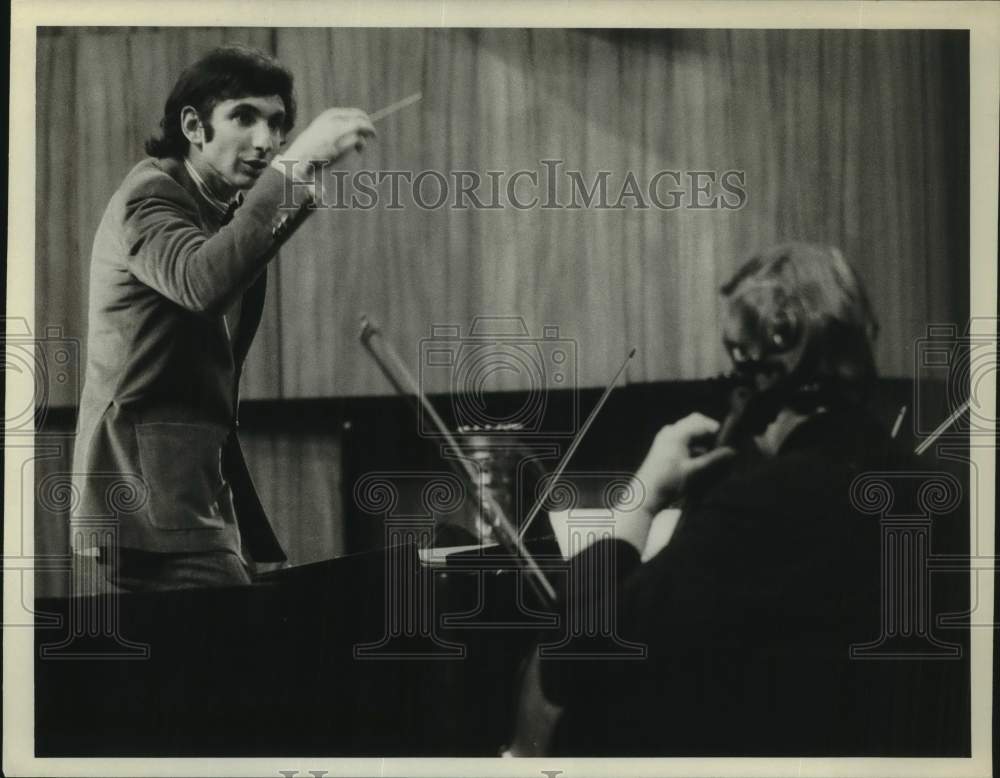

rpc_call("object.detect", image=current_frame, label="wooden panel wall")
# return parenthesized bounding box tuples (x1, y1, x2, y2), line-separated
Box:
(35, 27, 279, 403)
(36, 27, 968, 407)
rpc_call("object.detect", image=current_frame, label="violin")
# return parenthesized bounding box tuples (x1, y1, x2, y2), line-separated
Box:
(505, 372, 753, 757)
(714, 380, 756, 449)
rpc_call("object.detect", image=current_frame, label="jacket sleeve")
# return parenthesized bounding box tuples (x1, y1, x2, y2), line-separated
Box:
(122, 166, 310, 314)
(539, 538, 643, 706)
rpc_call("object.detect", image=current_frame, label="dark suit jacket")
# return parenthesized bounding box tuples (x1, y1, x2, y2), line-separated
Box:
(540, 409, 967, 756)
(72, 157, 310, 561)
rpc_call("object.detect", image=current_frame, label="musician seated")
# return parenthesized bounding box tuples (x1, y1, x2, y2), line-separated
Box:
(516, 242, 935, 756)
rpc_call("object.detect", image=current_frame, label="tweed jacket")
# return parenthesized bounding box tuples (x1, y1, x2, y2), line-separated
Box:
(71, 156, 310, 561)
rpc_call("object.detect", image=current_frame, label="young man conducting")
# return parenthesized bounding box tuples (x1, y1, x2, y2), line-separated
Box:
(72, 46, 373, 592)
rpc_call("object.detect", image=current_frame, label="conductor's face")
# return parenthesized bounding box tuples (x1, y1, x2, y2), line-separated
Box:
(182, 94, 287, 196)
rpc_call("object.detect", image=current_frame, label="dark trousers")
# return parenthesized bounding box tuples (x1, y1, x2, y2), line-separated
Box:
(72, 548, 252, 595)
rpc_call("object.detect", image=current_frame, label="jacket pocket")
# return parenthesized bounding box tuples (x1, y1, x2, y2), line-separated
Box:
(135, 422, 230, 531)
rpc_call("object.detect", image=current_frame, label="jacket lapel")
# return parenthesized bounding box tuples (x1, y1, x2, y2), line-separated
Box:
(232, 270, 267, 369)
(167, 158, 267, 370)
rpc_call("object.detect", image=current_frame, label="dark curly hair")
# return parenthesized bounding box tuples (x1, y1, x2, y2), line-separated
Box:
(145, 45, 296, 159)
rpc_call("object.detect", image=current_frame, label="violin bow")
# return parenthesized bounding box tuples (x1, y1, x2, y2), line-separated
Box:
(518, 348, 636, 540)
(359, 315, 558, 608)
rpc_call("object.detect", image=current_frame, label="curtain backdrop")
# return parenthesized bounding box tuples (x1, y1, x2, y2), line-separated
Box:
(36, 27, 968, 405)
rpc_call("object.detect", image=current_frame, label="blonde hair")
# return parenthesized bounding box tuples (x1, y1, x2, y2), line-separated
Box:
(721, 242, 879, 399)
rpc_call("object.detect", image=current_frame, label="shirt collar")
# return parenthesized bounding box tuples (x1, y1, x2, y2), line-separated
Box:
(183, 158, 244, 218)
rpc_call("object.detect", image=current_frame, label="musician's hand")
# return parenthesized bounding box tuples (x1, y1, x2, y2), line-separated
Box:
(634, 413, 736, 515)
(271, 107, 376, 182)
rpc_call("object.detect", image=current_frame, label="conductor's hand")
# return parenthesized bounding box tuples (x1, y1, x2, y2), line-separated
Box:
(272, 108, 376, 181)
(633, 413, 736, 515)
